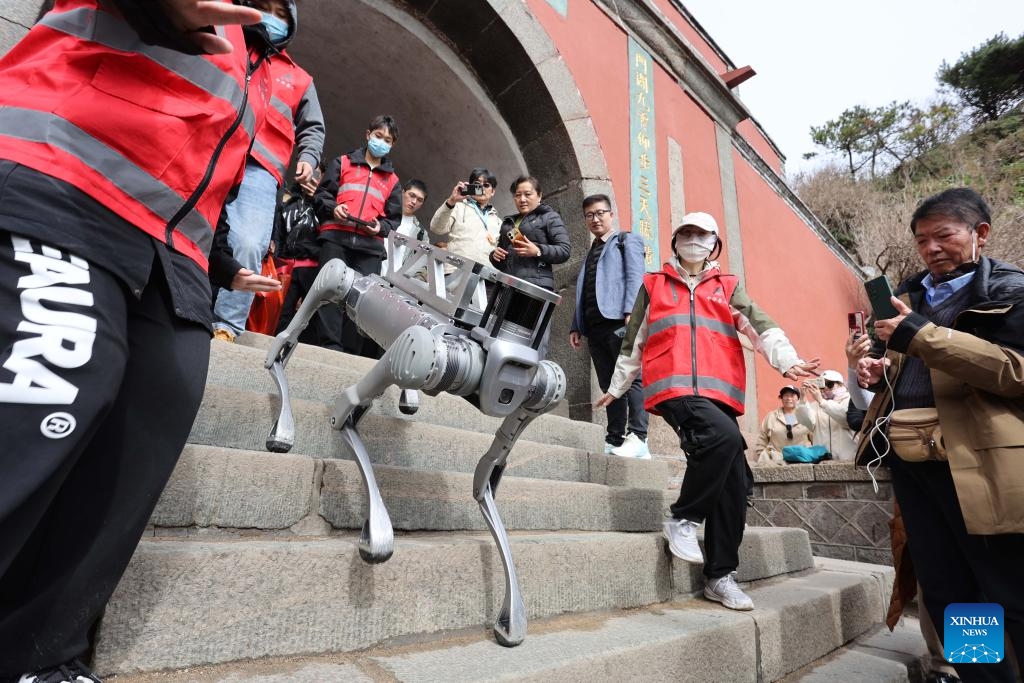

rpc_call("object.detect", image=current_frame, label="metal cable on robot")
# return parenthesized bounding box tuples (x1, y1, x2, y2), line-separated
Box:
(261, 231, 566, 646)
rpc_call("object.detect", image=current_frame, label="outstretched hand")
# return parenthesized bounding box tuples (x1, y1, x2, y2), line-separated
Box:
(783, 358, 820, 380)
(231, 267, 282, 293)
(160, 0, 262, 54)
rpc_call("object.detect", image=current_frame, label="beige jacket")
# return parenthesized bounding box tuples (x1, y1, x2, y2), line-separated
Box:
(856, 260, 1024, 534)
(429, 199, 501, 274)
(755, 408, 812, 465)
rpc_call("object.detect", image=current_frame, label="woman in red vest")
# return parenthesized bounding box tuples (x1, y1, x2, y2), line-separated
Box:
(0, 2, 279, 679)
(597, 211, 819, 612)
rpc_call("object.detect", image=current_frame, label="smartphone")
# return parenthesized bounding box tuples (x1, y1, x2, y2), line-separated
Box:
(848, 311, 866, 338)
(864, 275, 899, 321)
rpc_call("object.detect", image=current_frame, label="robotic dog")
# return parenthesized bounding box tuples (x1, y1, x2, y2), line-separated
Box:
(263, 232, 565, 646)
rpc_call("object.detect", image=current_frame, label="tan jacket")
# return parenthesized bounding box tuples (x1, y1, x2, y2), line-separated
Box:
(755, 408, 812, 465)
(856, 259, 1024, 535)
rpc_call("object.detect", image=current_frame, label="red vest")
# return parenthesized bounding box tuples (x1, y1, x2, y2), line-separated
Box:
(319, 155, 399, 240)
(641, 265, 747, 415)
(0, 0, 270, 271)
(250, 52, 312, 186)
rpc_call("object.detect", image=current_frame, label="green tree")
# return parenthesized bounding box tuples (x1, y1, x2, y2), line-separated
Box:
(939, 33, 1024, 122)
(809, 102, 912, 179)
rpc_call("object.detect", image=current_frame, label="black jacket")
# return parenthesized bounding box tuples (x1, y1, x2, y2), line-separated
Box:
(312, 148, 402, 258)
(490, 203, 571, 290)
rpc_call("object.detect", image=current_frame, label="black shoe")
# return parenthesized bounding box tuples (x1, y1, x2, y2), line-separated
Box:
(924, 673, 961, 683)
(17, 659, 101, 683)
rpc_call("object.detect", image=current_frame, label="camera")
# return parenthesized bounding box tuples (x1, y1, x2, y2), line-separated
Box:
(459, 182, 485, 197)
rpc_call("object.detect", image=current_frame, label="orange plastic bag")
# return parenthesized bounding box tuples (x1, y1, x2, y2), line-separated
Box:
(245, 256, 289, 335)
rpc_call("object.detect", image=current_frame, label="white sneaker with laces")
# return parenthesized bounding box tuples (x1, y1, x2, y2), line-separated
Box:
(611, 432, 651, 459)
(704, 572, 754, 610)
(662, 517, 703, 563)
(18, 658, 102, 683)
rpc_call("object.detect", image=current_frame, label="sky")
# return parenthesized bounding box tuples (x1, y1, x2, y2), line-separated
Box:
(680, 0, 1024, 178)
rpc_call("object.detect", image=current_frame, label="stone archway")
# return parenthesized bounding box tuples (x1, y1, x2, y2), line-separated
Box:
(294, 0, 612, 419)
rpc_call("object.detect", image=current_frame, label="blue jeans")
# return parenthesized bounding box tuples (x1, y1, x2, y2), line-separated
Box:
(213, 162, 278, 336)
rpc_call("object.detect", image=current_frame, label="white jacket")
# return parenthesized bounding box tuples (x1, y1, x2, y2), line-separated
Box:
(795, 393, 857, 462)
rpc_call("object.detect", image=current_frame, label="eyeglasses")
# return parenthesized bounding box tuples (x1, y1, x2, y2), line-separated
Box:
(824, 381, 837, 389)
(785, 424, 794, 440)
(584, 209, 612, 220)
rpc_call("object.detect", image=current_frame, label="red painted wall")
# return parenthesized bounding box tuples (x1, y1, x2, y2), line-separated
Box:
(526, 0, 865, 423)
(732, 152, 864, 420)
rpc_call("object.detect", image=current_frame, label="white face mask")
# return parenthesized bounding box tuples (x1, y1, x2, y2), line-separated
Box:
(674, 233, 717, 264)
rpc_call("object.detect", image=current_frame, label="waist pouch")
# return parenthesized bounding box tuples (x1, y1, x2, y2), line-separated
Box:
(889, 408, 946, 462)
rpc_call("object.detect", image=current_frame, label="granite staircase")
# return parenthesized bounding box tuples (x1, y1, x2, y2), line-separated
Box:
(96, 334, 919, 682)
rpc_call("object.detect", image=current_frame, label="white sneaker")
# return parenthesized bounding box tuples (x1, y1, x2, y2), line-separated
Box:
(611, 432, 651, 459)
(603, 442, 615, 455)
(704, 572, 754, 610)
(662, 518, 703, 563)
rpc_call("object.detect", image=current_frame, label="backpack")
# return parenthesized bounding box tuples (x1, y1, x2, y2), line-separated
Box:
(279, 191, 320, 260)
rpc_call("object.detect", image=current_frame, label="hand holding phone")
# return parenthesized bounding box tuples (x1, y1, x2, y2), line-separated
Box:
(864, 275, 899, 321)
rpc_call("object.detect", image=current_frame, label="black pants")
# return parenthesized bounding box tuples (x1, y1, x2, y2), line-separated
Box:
(0, 233, 209, 674)
(659, 396, 751, 580)
(889, 456, 1024, 683)
(276, 264, 319, 345)
(587, 325, 647, 446)
(312, 240, 382, 357)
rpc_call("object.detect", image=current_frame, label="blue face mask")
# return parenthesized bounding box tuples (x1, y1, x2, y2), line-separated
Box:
(367, 136, 392, 158)
(259, 13, 289, 45)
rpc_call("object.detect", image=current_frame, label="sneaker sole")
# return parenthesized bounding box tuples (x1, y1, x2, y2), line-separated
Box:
(662, 534, 704, 564)
(703, 587, 754, 611)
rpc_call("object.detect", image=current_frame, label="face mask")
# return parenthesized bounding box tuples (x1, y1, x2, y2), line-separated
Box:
(259, 13, 289, 45)
(674, 233, 717, 264)
(367, 137, 391, 158)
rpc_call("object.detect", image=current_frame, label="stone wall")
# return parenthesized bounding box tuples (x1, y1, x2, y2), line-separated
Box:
(747, 463, 894, 565)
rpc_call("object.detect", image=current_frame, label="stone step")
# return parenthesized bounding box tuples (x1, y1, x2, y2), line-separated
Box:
(94, 526, 819, 675)
(219, 334, 607, 452)
(103, 560, 887, 682)
(189, 384, 668, 490)
(153, 445, 666, 533)
(782, 617, 932, 682)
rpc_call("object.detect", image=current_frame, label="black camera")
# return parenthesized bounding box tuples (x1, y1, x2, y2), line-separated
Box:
(459, 182, 485, 197)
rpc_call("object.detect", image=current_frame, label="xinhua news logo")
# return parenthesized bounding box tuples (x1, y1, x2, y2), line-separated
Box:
(944, 603, 1004, 664)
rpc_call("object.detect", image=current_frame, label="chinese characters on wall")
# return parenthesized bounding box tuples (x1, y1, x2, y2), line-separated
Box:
(629, 37, 660, 270)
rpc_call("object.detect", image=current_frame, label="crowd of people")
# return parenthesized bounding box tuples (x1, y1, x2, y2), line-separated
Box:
(0, 1, 1020, 682)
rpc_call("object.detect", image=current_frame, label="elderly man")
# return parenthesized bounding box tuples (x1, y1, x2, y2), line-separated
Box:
(857, 187, 1024, 683)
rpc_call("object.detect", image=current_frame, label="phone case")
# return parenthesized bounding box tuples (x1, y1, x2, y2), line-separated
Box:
(864, 275, 899, 321)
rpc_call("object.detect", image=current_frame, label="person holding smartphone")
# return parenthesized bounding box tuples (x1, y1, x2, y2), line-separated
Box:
(596, 211, 819, 611)
(856, 187, 1024, 682)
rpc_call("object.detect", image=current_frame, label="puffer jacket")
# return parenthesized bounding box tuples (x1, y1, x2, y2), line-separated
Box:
(490, 203, 570, 290)
(855, 256, 1024, 534)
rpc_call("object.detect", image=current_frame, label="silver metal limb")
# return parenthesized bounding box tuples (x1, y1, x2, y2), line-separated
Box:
(337, 423, 395, 563)
(472, 361, 567, 646)
(264, 259, 355, 452)
(259, 238, 568, 645)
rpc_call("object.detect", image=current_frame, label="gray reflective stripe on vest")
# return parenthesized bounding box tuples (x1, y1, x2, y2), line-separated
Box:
(0, 107, 213, 253)
(647, 313, 738, 339)
(252, 137, 287, 178)
(270, 96, 294, 124)
(644, 374, 745, 405)
(38, 8, 255, 138)
(339, 182, 384, 202)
